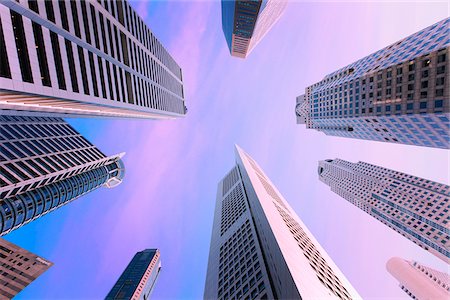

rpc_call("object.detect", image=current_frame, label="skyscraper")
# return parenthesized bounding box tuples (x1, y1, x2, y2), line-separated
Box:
(0, 0, 185, 119)
(0, 238, 53, 299)
(0, 115, 125, 236)
(386, 257, 449, 299)
(296, 18, 449, 149)
(204, 146, 360, 299)
(221, 0, 287, 58)
(106, 249, 161, 300)
(318, 159, 449, 263)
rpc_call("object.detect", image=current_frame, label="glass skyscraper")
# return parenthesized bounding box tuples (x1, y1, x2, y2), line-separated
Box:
(221, 0, 287, 58)
(204, 146, 360, 299)
(0, 238, 53, 298)
(386, 257, 449, 299)
(296, 18, 449, 149)
(106, 249, 161, 300)
(0, 0, 185, 119)
(0, 115, 125, 236)
(318, 159, 449, 263)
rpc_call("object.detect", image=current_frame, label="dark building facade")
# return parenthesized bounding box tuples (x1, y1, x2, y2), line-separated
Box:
(106, 249, 161, 300)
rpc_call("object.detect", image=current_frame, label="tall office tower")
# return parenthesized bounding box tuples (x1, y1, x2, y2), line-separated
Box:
(0, 115, 125, 236)
(0, 0, 185, 119)
(106, 249, 161, 300)
(318, 159, 450, 263)
(386, 257, 450, 299)
(296, 18, 449, 149)
(0, 238, 53, 299)
(221, 0, 287, 58)
(204, 146, 361, 299)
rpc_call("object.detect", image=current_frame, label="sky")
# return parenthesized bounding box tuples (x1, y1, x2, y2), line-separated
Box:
(4, 0, 450, 299)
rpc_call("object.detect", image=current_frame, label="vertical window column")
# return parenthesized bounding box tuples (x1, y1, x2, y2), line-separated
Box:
(11, 11, 33, 83)
(0, 16, 11, 79)
(32, 23, 51, 87)
(50, 32, 66, 90)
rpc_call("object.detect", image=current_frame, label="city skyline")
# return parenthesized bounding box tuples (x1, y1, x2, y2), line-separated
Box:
(205, 146, 361, 299)
(0, 1, 448, 299)
(296, 18, 449, 149)
(0, 0, 185, 119)
(318, 158, 449, 264)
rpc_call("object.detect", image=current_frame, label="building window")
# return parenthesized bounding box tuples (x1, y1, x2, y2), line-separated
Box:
(97, 57, 106, 99)
(120, 31, 129, 66)
(436, 77, 445, 86)
(88, 52, 99, 97)
(386, 105, 391, 112)
(80, 0, 91, 44)
(0, 16, 11, 79)
(435, 100, 443, 108)
(45, 0, 55, 23)
(77, 46, 90, 95)
(437, 53, 446, 63)
(90, 4, 100, 50)
(126, 71, 133, 104)
(436, 89, 444, 97)
(70, 1, 82, 38)
(11, 11, 33, 83)
(116, 0, 125, 25)
(28, 0, 39, 12)
(107, 19, 115, 59)
(65, 39, 79, 93)
(407, 103, 413, 110)
(98, 14, 108, 55)
(58, 0, 69, 31)
(32, 23, 51, 87)
(112, 64, 120, 101)
(419, 102, 427, 109)
(437, 65, 445, 75)
(421, 81, 428, 89)
(105, 60, 114, 100)
(50, 32, 66, 90)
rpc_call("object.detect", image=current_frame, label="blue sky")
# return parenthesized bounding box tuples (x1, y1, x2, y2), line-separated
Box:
(4, 1, 449, 299)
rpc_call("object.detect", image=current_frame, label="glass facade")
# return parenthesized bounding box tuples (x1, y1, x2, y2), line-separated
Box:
(0, 115, 125, 235)
(106, 249, 161, 300)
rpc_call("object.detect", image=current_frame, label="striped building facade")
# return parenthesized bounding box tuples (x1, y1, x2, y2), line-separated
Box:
(0, 0, 185, 119)
(0, 115, 125, 236)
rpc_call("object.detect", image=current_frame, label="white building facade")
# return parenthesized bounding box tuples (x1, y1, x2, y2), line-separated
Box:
(0, 0, 185, 119)
(386, 257, 449, 299)
(296, 18, 449, 149)
(204, 146, 361, 299)
(318, 159, 449, 263)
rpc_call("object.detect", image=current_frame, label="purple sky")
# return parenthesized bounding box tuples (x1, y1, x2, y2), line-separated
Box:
(5, 1, 449, 299)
